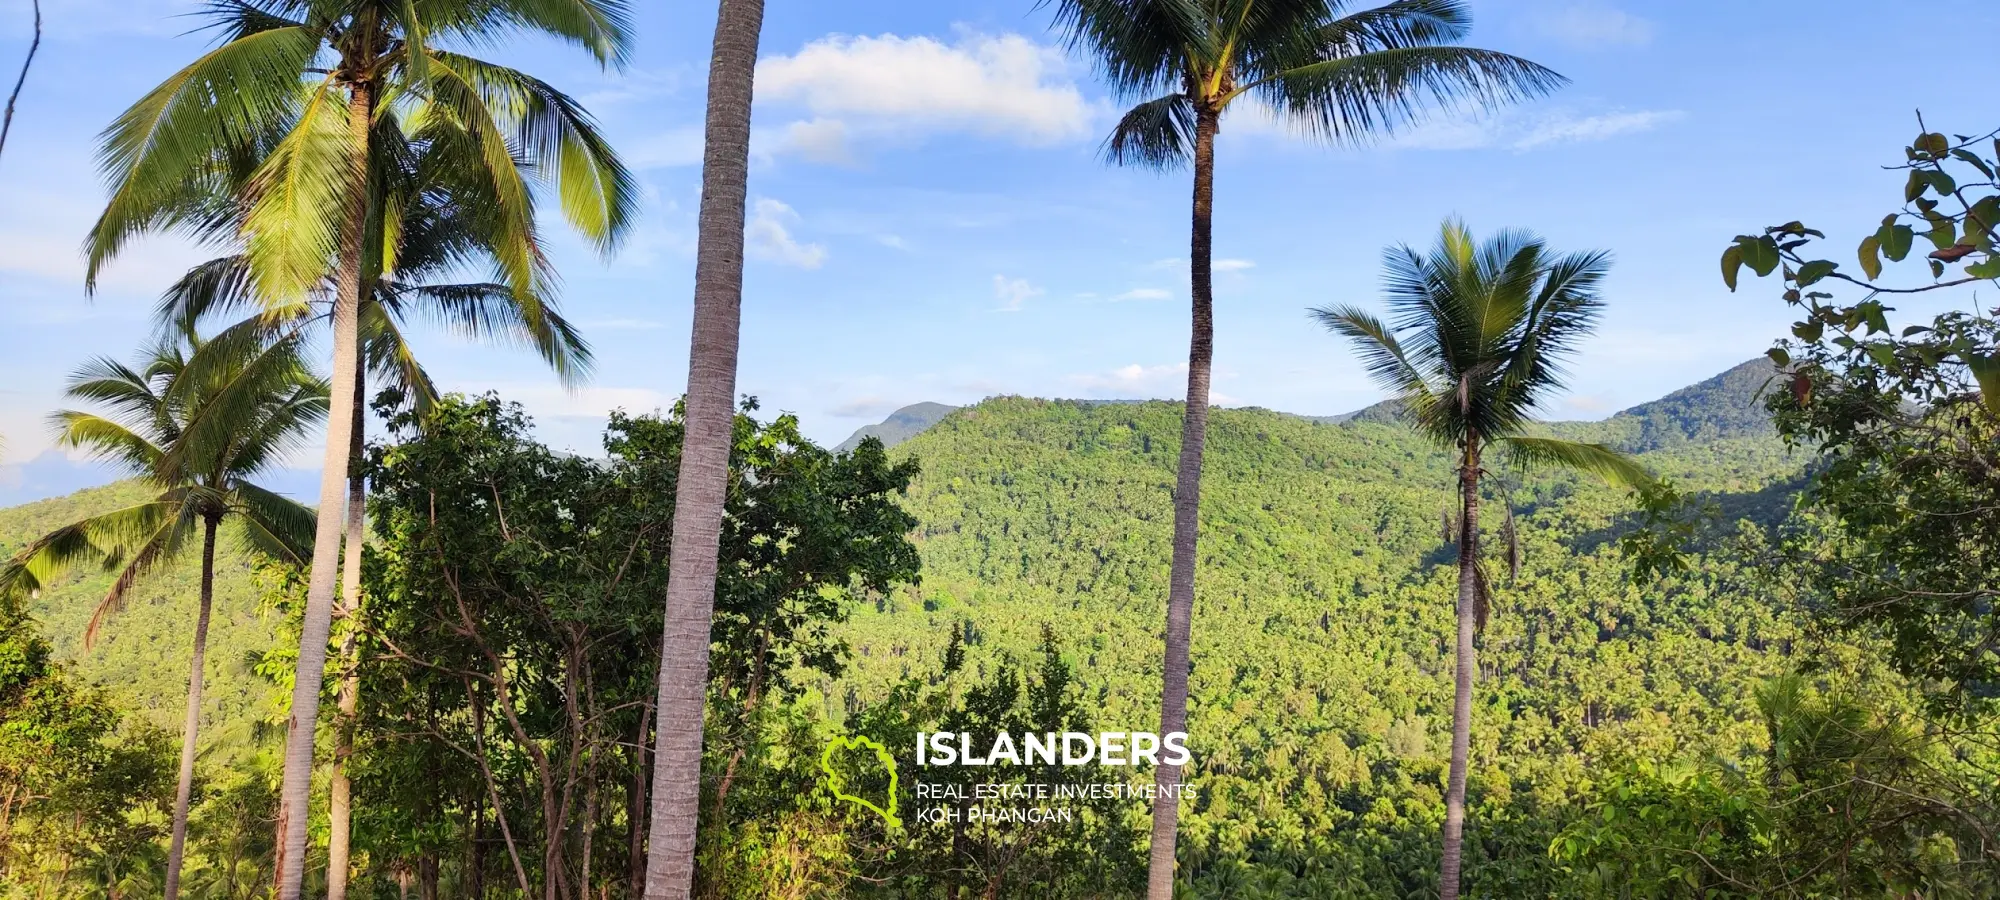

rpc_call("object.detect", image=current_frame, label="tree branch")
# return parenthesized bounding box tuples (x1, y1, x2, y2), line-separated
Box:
(0, 0, 39, 163)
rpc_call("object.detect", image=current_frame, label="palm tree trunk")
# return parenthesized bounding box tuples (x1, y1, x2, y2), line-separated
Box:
(327, 364, 367, 900)
(1145, 101, 1220, 900)
(1439, 441, 1482, 900)
(640, 1, 765, 896)
(162, 512, 221, 900)
(275, 77, 375, 900)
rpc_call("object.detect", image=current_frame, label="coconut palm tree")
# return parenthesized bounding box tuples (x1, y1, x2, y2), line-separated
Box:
(639, 0, 766, 895)
(80, 4, 634, 893)
(1042, 2, 1563, 892)
(0, 328, 327, 900)
(1314, 219, 1650, 899)
(158, 164, 592, 899)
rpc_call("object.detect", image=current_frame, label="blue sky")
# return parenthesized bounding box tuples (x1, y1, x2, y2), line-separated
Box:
(2, 0, 1996, 503)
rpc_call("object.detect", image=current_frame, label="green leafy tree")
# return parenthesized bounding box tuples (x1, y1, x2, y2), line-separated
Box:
(1720, 123, 2000, 715)
(0, 329, 325, 899)
(1040, 4, 1561, 890)
(1317, 219, 1649, 898)
(78, 2, 635, 892)
(642, 0, 770, 892)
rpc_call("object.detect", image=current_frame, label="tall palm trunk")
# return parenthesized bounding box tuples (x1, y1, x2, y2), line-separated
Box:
(1145, 102, 1219, 900)
(275, 78, 375, 900)
(641, 0, 764, 895)
(162, 512, 221, 900)
(1440, 440, 1482, 900)
(327, 365, 367, 900)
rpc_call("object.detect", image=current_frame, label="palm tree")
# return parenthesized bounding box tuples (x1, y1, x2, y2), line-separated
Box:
(1043, 2, 1563, 892)
(639, 0, 767, 894)
(0, 328, 327, 900)
(158, 167, 593, 899)
(1314, 219, 1650, 899)
(81, 4, 634, 893)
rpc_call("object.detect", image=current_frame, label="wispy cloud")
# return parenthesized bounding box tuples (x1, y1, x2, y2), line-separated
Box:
(1067, 362, 1234, 404)
(1110, 287, 1171, 302)
(830, 396, 896, 418)
(993, 275, 1044, 312)
(746, 198, 829, 269)
(1385, 108, 1685, 152)
(1534, 3, 1657, 49)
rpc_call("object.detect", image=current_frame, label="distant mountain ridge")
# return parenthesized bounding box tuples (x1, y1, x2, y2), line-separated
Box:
(835, 359, 1782, 456)
(834, 402, 959, 453)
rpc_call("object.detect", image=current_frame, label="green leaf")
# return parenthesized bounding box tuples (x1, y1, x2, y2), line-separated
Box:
(1905, 169, 1927, 201)
(1738, 236, 1780, 277)
(1866, 344, 1897, 367)
(1967, 352, 2000, 416)
(1858, 235, 1883, 280)
(1860, 302, 1889, 335)
(1793, 321, 1824, 342)
(1720, 244, 1743, 291)
(1882, 224, 1915, 261)
(1967, 257, 2000, 279)
(1916, 132, 1949, 156)
(1766, 347, 1790, 368)
(1926, 169, 1958, 196)
(1795, 260, 1837, 286)
(1931, 259, 1946, 277)
(1927, 220, 1959, 250)
(1950, 148, 1994, 179)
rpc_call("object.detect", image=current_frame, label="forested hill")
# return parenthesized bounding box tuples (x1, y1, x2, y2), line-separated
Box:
(2, 362, 1806, 891)
(838, 358, 1782, 455)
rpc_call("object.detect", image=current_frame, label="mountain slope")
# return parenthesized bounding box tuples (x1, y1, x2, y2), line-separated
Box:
(823, 395, 1804, 889)
(1593, 358, 1782, 452)
(834, 402, 960, 453)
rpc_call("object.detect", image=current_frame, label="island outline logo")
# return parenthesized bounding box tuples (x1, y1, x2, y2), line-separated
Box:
(819, 734, 901, 828)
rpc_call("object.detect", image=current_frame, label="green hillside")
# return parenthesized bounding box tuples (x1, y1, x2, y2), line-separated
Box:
(2, 367, 1816, 892)
(0, 480, 281, 764)
(834, 401, 961, 453)
(817, 391, 1810, 890)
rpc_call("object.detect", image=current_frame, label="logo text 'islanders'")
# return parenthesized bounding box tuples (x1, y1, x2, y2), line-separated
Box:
(916, 731, 1189, 767)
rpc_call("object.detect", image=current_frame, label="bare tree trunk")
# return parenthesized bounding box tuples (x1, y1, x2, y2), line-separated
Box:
(640, 1, 765, 896)
(0, 0, 39, 162)
(628, 701, 652, 898)
(1439, 441, 1482, 900)
(276, 77, 376, 900)
(1144, 102, 1219, 900)
(328, 364, 367, 900)
(163, 513, 222, 900)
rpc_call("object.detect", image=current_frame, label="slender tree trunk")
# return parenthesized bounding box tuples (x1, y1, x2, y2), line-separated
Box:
(628, 701, 653, 898)
(328, 363, 366, 900)
(163, 513, 222, 900)
(1144, 103, 1220, 900)
(0, 0, 39, 163)
(1439, 440, 1482, 900)
(640, 1, 765, 896)
(275, 77, 376, 900)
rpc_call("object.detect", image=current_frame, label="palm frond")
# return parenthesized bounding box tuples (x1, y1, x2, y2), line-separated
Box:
(1258, 46, 1564, 146)
(231, 480, 317, 564)
(87, 24, 318, 291)
(1500, 436, 1652, 489)
(241, 74, 360, 303)
(1105, 93, 1196, 170)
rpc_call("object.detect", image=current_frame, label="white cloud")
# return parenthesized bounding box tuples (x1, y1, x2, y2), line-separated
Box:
(777, 118, 855, 165)
(1214, 258, 1255, 273)
(746, 198, 828, 269)
(992, 275, 1043, 312)
(503, 385, 675, 420)
(1380, 108, 1684, 152)
(1110, 287, 1171, 302)
(1065, 363, 1236, 405)
(756, 31, 1092, 159)
(1511, 110, 1685, 150)
(1535, 3, 1656, 48)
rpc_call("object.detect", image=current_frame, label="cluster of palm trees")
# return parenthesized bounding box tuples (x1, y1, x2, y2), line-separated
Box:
(0, 0, 1657, 897)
